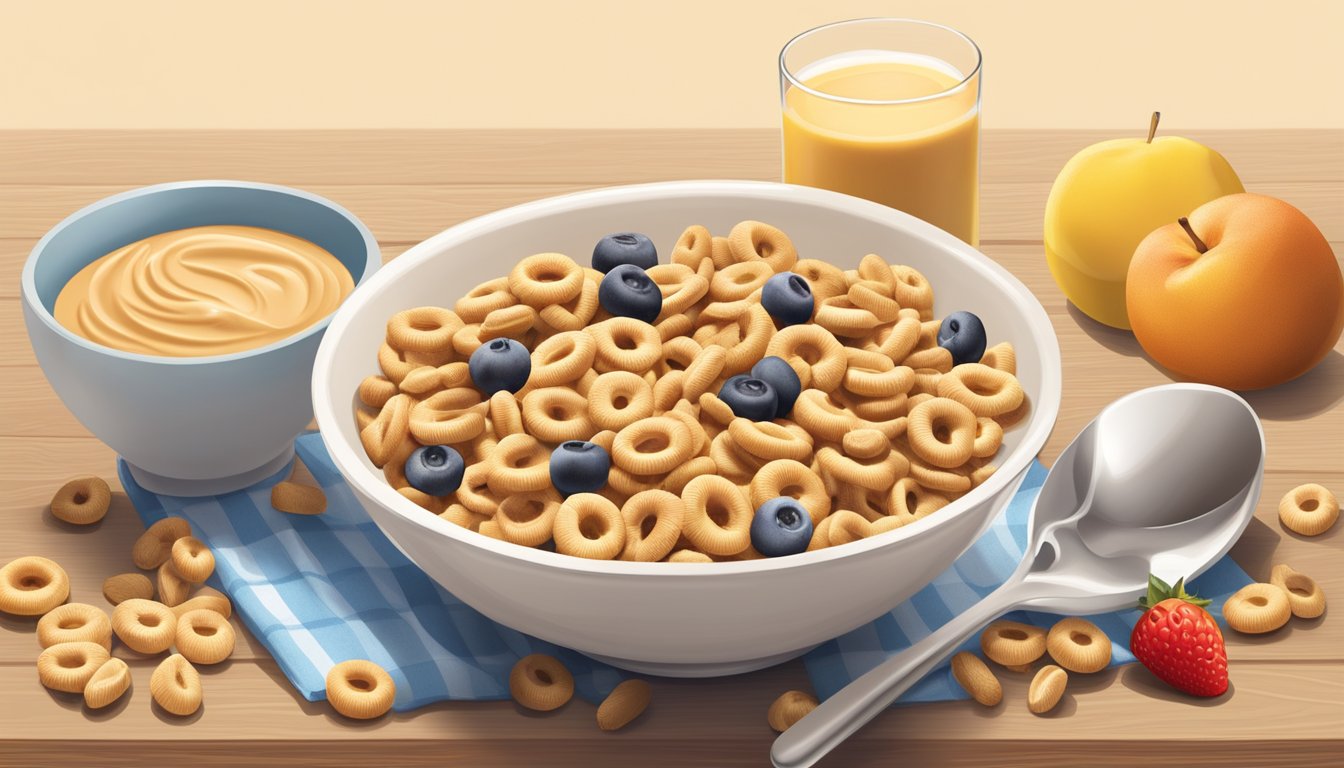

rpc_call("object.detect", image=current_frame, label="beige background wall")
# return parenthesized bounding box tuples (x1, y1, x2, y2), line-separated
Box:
(1, 0, 1340, 129)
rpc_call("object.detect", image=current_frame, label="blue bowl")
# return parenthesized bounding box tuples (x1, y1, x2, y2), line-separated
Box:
(22, 180, 379, 495)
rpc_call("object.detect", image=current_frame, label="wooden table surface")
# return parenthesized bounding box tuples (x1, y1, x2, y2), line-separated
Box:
(0, 130, 1340, 767)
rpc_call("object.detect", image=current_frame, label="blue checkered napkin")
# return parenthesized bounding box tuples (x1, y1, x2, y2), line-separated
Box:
(119, 432, 625, 712)
(803, 459, 1254, 704)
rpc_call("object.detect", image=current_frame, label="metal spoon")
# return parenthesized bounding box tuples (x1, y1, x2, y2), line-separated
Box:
(772, 383, 1264, 768)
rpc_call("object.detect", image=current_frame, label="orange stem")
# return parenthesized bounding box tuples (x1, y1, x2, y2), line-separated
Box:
(1178, 217, 1208, 253)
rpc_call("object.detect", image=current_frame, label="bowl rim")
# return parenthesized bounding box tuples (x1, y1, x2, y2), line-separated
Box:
(21, 179, 381, 366)
(313, 180, 1062, 576)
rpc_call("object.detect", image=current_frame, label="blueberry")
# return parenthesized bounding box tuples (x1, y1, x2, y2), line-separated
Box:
(750, 356, 802, 418)
(718, 375, 778, 422)
(468, 338, 531, 395)
(404, 445, 465, 497)
(761, 272, 815, 327)
(937, 310, 987, 365)
(549, 440, 611, 495)
(598, 264, 662, 323)
(592, 232, 658, 273)
(750, 497, 814, 557)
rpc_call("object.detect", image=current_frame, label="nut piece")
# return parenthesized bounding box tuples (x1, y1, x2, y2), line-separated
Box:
(151, 653, 203, 716)
(767, 690, 819, 733)
(951, 651, 1002, 707)
(271, 482, 328, 515)
(1028, 664, 1068, 714)
(172, 587, 233, 620)
(596, 679, 652, 731)
(84, 658, 132, 709)
(157, 562, 191, 608)
(102, 572, 154, 606)
(132, 517, 192, 570)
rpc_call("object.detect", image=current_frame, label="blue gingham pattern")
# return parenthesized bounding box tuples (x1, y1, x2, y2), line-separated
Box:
(120, 432, 625, 712)
(803, 460, 1253, 703)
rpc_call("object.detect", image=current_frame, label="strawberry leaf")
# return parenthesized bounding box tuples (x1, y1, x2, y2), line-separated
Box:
(1138, 573, 1211, 609)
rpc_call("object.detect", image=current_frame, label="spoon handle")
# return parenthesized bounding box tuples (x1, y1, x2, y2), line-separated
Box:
(771, 580, 1029, 768)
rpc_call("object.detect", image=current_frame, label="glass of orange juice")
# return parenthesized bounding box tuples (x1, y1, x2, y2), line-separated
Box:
(780, 18, 983, 245)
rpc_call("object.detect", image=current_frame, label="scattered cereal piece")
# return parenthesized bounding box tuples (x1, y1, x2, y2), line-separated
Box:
(767, 690, 819, 733)
(49, 476, 111, 525)
(326, 659, 396, 719)
(37, 641, 110, 693)
(1270, 564, 1326, 619)
(132, 517, 192, 570)
(170, 536, 215, 583)
(271, 481, 328, 515)
(1278, 483, 1339, 537)
(509, 653, 575, 712)
(1027, 664, 1068, 714)
(1223, 583, 1292, 634)
(157, 562, 191, 608)
(597, 679, 652, 731)
(102, 572, 154, 606)
(36, 603, 111, 650)
(175, 609, 236, 665)
(151, 654, 202, 716)
(979, 620, 1047, 667)
(84, 657, 132, 709)
(951, 651, 1002, 707)
(172, 587, 233, 620)
(1045, 617, 1111, 673)
(111, 598, 177, 654)
(0, 555, 70, 616)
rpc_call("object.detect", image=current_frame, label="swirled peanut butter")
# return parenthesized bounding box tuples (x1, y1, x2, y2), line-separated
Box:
(54, 225, 354, 357)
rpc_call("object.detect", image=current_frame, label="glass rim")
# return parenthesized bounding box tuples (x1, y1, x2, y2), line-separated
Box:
(779, 17, 983, 106)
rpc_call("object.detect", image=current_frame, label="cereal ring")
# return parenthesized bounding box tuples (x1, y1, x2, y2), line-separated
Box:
(651, 267, 709, 321)
(659, 335, 702, 373)
(806, 514, 836, 551)
(907, 454, 973, 494)
(1045, 617, 1111, 673)
(151, 654, 203, 716)
(170, 536, 215, 583)
(132, 516, 192, 570)
(824, 509, 874, 546)
(174, 608, 236, 665)
(843, 360, 912, 399)
(440, 503, 491, 533)
(652, 370, 687, 413)
(325, 659, 396, 719)
(509, 252, 584, 308)
(815, 297, 883, 339)
(766, 325, 847, 391)
(377, 342, 419, 384)
(1224, 583, 1292, 634)
(951, 651, 1002, 706)
(767, 690, 819, 733)
(172, 589, 233, 620)
(980, 342, 1017, 374)
(890, 265, 934, 315)
(1278, 483, 1339, 537)
(749, 459, 830, 525)
(102, 572, 153, 606)
(0, 556, 70, 616)
(887, 477, 949, 521)
(792, 390, 858, 442)
(495, 490, 563, 547)
(361, 393, 413, 467)
(398, 365, 443, 396)
(816, 445, 907, 493)
(271, 481, 328, 516)
(112, 598, 177, 654)
(660, 455, 717, 495)
(728, 220, 798, 272)
(842, 429, 888, 460)
(972, 417, 1004, 459)
(529, 331, 597, 387)
(358, 374, 398, 408)
(670, 224, 714, 273)
(480, 303, 539, 342)
(386, 306, 462, 354)
(980, 621, 1047, 667)
(793, 259, 848, 303)
(907, 397, 977, 469)
(667, 549, 713, 563)
(37, 603, 111, 649)
(455, 276, 517, 323)
(698, 391, 737, 428)
(722, 304, 775, 375)
(620, 490, 686, 562)
(409, 388, 487, 445)
(400, 486, 446, 513)
(1028, 665, 1068, 714)
(1269, 564, 1326, 619)
(520, 386, 596, 443)
(589, 371, 656, 431)
(588, 317, 662, 373)
(554, 493, 626, 560)
(681, 475, 752, 556)
(682, 344, 728, 402)
(904, 344, 953, 373)
(488, 434, 552, 494)
(909, 368, 943, 397)
(50, 476, 111, 525)
(509, 653, 574, 712)
(937, 364, 1025, 417)
(84, 657, 132, 709)
(710, 261, 774, 303)
(848, 280, 901, 322)
(597, 678, 652, 731)
(728, 418, 814, 462)
(355, 407, 377, 432)
(970, 461, 997, 486)
(613, 416, 694, 475)
(37, 641, 111, 693)
(488, 390, 524, 437)
(876, 316, 922, 363)
(538, 274, 600, 331)
(157, 562, 190, 608)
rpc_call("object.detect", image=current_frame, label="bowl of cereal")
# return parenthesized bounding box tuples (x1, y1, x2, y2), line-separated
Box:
(23, 180, 379, 496)
(313, 180, 1060, 676)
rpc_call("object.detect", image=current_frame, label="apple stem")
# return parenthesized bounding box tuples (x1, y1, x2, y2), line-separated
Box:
(1147, 112, 1161, 143)
(1178, 217, 1208, 253)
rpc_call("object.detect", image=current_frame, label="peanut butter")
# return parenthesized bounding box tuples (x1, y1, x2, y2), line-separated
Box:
(54, 225, 353, 357)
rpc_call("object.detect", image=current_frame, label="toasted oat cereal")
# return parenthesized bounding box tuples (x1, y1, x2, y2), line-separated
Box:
(767, 689, 819, 733)
(37, 641, 110, 693)
(1269, 564, 1326, 619)
(50, 476, 111, 525)
(84, 658, 132, 709)
(0, 556, 70, 616)
(271, 481, 328, 516)
(509, 654, 574, 712)
(596, 679, 652, 731)
(326, 659, 396, 719)
(1224, 583, 1292, 634)
(37, 603, 111, 650)
(151, 654, 202, 716)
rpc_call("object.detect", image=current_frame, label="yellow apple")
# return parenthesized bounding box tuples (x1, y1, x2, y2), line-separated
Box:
(1044, 113, 1244, 329)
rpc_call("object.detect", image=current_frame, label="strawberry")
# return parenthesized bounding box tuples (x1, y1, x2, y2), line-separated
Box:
(1129, 574, 1229, 697)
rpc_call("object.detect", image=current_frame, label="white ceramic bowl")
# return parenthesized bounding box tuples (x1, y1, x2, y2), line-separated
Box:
(23, 181, 379, 496)
(313, 181, 1060, 676)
